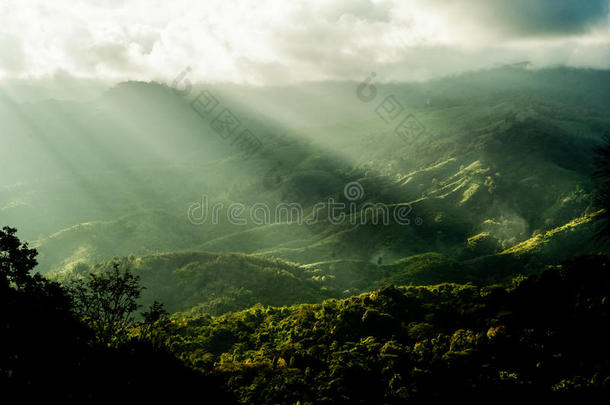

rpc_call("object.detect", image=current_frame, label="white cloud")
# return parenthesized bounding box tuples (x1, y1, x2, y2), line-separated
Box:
(0, 0, 608, 84)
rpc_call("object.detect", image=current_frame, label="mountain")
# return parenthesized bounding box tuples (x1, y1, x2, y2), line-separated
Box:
(54, 251, 352, 315)
(2, 66, 609, 297)
(51, 211, 599, 318)
(3, 66, 610, 403)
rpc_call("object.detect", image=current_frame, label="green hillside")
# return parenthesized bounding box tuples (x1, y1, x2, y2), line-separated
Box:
(55, 251, 347, 315)
(51, 209, 597, 319)
(2, 68, 606, 276)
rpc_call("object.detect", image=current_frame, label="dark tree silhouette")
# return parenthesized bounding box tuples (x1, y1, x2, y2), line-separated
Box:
(1, 226, 236, 403)
(0, 226, 40, 287)
(142, 300, 169, 324)
(0, 226, 93, 400)
(140, 300, 171, 346)
(68, 262, 143, 344)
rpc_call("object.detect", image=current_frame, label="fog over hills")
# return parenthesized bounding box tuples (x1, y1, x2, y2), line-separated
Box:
(2, 67, 608, 301)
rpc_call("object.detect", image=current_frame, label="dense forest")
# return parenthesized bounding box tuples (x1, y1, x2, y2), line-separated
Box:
(160, 254, 610, 402)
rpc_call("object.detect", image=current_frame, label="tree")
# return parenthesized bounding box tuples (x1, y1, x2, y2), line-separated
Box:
(142, 300, 169, 324)
(0, 226, 39, 288)
(1, 226, 92, 400)
(140, 300, 170, 346)
(1, 227, 236, 402)
(68, 262, 143, 344)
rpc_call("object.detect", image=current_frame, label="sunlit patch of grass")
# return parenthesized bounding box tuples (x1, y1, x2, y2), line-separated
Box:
(501, 211, 600, 256)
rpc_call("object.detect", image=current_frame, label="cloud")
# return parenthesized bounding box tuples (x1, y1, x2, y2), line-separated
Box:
(0, 33, 27, 73)
(477, 0, 608, 37)
(0, 0, 608, 84)
(416, 0, 609, 38)
(317, 0, 392, 23)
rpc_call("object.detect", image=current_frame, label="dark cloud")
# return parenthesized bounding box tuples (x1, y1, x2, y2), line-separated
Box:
(451, 0, 609, 37)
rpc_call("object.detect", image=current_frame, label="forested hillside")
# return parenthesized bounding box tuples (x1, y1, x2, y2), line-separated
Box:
(146, 254, 610, 403)
(2, 67, 607, 284)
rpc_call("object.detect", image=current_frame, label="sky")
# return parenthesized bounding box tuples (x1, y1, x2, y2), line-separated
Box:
(0, 0, 609, 85)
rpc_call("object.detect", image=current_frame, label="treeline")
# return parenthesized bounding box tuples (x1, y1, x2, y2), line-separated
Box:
(155, 254, 610, 403)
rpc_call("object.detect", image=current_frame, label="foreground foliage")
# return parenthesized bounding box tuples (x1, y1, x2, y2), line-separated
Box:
(0, 227, 235, 402)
